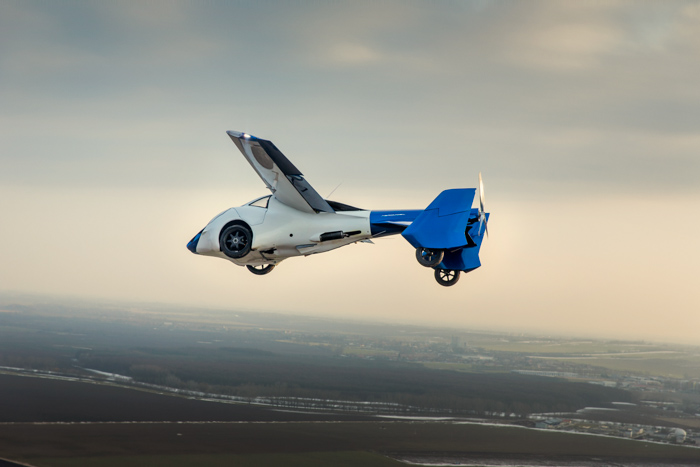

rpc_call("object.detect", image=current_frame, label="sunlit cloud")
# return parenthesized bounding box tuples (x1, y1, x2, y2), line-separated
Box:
(325, 42, 382, 66)
(511, 22, 625, 71)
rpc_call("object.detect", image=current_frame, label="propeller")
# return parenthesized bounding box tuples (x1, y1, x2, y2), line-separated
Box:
(478, 172, 488, 237)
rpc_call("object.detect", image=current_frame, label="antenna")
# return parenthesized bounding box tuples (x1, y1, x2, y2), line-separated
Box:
(325, 182, 343, 199)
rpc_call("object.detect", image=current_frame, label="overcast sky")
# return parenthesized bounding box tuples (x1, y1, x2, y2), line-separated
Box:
(1, 1, 699, 343)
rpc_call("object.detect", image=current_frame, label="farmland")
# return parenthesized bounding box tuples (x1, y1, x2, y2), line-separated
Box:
(1, 295, 700, 465)
(0, 299, 634, 417)
(2, 409, 700, 466)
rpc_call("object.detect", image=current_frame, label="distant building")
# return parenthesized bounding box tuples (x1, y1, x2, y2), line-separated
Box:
(647, 428, 686, 443)
(536, 418, 562, 429)
(670, 429, 687, 444)
(450, 335, 467, 351)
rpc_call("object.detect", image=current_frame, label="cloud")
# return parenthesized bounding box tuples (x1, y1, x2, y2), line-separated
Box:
(324, 42, 382, 66)
(510, 22, 625, 71)
(0, 2, 220, 81)
(1, 1, 699, 343)
(1, 1, 698, 195)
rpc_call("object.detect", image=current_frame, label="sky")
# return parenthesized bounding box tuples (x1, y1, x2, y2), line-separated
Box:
(1, 0, 699, 344)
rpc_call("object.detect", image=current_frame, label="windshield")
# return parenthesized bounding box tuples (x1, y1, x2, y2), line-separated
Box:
(247, 195, 271, 208)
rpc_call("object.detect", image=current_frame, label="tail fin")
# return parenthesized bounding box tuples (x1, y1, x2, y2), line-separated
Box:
(401, 189, 476, 250)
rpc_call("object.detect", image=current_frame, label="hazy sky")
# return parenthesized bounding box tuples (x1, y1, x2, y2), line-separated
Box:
(1, 1, 699, 343)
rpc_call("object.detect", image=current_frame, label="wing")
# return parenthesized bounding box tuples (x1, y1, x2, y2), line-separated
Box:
(227, 131, 333, 214)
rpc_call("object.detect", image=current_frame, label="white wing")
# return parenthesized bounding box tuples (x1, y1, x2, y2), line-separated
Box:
(227, 131, 333, 214)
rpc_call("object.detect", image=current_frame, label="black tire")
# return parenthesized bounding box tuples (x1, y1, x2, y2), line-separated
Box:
(416, 248, 444, 267)
(434, 268, 460, 287)
(220, 224, 252, 258)
(246, 264, 275, 275)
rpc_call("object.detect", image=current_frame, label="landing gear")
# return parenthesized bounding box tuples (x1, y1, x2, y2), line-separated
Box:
(246, 264, 275, 275)
(434, 268, 460, 287)
(220, 225, 252, 259)
(416, 248, 444, 267)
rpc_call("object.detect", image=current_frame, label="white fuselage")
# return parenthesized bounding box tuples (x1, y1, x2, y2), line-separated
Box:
(193, 196, 372, 266)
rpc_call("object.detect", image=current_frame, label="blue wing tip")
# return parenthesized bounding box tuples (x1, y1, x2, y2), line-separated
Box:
(226, 130, 259, 141)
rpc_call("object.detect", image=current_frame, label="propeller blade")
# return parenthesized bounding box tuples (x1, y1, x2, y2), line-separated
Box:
(477, 172, 488, 237)
(479, 172, 485, 215)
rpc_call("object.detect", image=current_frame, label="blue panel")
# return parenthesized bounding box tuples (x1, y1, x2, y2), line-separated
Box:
(439, 247, 481, 271)
(424, 188, 476, 217)
(186, 230, 203, 254)
(436, 212, 489, 271)
(401, 189, 476, 249)
(369, 210, 422, 237)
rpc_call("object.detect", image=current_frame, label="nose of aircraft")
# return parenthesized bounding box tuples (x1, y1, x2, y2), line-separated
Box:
(187, 229, 203, 254)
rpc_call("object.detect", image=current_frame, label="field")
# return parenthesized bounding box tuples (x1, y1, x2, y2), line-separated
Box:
(1, 373, 700, 466)
(0, 374, 372, 423)
(23, 452, 406, 467)
(532, 354, 700, 379)
(1, 295, 700, 465)
(0, 304, 636, 417)
(4, 416, 700, 466)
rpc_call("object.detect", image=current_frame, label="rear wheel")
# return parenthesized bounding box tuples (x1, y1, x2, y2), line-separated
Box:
(416, 248, 444, 267)
(246, 264, 275, 275)
(434, 268, 460, 287)
(220, 225, 252, 258)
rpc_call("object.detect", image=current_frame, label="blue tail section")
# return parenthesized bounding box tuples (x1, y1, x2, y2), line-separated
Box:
(401, 189, 476, 250)
(401, 189, 488, 273)
(369, 210, 422, 238)
(438, 212, 489, 271)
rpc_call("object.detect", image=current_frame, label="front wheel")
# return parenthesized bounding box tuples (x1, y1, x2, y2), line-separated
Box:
(220, 225, 252, 258)
(246, 264, 275, 275)
(416, 248, 444, 267)
(434, 268, 460, 287)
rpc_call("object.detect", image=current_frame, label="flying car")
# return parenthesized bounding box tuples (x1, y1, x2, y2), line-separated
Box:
(187, 131, 489, 286)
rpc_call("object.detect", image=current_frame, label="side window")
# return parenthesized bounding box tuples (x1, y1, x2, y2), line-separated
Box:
(250, 196, 271, 208)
